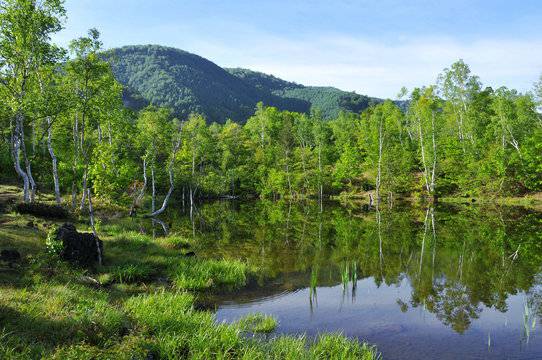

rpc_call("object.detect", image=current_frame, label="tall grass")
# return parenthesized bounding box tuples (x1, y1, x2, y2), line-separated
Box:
(236, 313, 278, 334)
(171, 258, 247, 291)
(0, 210, 379, 359)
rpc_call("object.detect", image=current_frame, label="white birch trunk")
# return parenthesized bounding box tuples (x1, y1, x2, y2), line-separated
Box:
(80, 166, 87, 211)
(12, 117, 30, 203)
(136, 158, 147, 205)
(18, 119, 36, 202)
(376, 115, 383, 204)
(148, 137, 181, 217)
(151, 166, 156, 213)
(47, 116, 61, 204)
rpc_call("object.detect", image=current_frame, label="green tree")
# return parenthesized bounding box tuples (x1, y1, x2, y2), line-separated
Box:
(0, 0, 65, 202)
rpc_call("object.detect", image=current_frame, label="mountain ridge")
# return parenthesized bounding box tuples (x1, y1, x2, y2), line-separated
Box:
(105, 44, 382, 123)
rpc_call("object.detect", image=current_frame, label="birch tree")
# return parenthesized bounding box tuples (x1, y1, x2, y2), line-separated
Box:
(136, 106, 172, 212)
(66, 29, 111, 210)
(437, 60, 480, 148)
(409, 87, 441, 197)
(0, 0, 65, 202)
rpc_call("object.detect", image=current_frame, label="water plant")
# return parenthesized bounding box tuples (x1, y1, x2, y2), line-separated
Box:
(236, 313, 278, 334)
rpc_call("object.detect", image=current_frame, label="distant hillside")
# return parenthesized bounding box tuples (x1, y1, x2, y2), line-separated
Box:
(226, 68, 381, 119)
(106, 45, 381, 123)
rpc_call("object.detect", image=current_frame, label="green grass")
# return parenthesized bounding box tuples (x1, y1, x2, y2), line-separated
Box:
(172, 257, 247, 291)
(311, 334, 379, 360)
(0, 283, 127, 358)
(236, 313, 278, 334)
(0, 201, 379, 359)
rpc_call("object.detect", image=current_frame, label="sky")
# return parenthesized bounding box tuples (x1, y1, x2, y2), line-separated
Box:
(53, 0, 542, 99)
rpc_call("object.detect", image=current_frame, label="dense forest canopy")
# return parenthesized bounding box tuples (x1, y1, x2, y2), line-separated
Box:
(1, 0, 541, 217)
(105, 45, 382, 123)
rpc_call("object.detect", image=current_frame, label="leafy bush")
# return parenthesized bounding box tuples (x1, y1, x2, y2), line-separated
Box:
(45, 225, 62, 256)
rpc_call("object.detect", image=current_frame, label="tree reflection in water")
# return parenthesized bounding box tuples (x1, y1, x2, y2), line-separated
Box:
(147, 200, 542, 333)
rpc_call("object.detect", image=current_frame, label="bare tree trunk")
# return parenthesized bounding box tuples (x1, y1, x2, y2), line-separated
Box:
(87, 188, 102, 266)
(11, 116, 30, 203)
(429, 112, 437, 193)
(71, 114, 79, 208)
(152, 218, 169, 236)
(148, 166, 174, 217)
(18, 119, 36, 202)
(418, 116, 431, 194)
(129, 158, 147, 216)
(151, 165, 156, 213)
(136, 158, 147, 205)
(190, 148, 195, 209)
(148, 137, 182, 217)
(376, 115, 384, 204)
(47, 116, 61, 204)
(79, 113, 87, 211)
(80, 166, 87, 211)
(318, 143, 323, 211)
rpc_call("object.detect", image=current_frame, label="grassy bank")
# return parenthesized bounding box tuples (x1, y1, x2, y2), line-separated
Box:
(330, 188, 542, 211)
(439, 192, 542, 211)
(0, 192, 379, 359)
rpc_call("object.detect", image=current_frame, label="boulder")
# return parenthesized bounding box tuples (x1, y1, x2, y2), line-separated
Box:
(56, 223, 103, 267)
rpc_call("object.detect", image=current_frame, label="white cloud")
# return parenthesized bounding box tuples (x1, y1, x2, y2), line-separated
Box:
(184, 34, 542, 99)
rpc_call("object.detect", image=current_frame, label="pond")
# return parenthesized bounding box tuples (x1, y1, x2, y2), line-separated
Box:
(149, 201, 542, 359)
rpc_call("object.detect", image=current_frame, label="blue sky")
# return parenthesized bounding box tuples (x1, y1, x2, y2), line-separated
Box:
(53, 0, 542, 98)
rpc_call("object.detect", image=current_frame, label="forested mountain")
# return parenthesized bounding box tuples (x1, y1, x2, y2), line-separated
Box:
(106, 45, 380, 123)
(226, 68, 382, 118)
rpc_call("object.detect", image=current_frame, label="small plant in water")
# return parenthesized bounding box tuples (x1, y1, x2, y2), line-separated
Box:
(236, 313, 278, 334)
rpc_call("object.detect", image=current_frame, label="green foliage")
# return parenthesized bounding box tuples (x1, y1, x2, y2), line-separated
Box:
(311, 334, 379, 360)
(236, 313, 278, 334)
(110, 264, 155, 284)
(172, 258, 247, 291)
(45, 225, 62, 256)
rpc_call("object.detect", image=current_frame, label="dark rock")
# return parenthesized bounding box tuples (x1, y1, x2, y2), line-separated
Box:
(184, 251, 196, 257)
(56, 223, 103, 267)
(16, 202, 69, 219)
(0, 249, 21, 262)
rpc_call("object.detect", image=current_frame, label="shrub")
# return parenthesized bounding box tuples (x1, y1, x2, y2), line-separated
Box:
(45, 225, 62, 256)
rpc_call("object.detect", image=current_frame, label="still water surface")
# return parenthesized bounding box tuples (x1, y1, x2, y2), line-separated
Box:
(161, 201, 542, 359)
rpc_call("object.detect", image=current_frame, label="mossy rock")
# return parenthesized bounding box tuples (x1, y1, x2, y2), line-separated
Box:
(47, 223, 103, 267)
